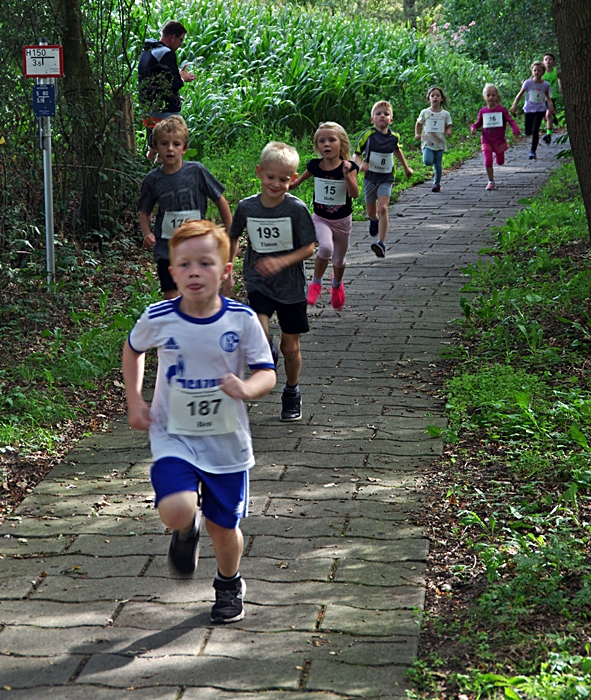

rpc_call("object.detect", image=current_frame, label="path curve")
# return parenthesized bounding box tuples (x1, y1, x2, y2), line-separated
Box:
(0, 138, 561, 699)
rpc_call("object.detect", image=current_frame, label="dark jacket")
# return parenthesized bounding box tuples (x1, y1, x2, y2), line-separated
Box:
(138, 39, 183, 114)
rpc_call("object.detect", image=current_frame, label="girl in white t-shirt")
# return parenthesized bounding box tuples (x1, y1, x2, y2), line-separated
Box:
(415, 86, 453, 192)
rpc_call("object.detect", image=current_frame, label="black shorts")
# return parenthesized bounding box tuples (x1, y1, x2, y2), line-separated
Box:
(247, 290, 309, 335)
(156, 258, 177, 293)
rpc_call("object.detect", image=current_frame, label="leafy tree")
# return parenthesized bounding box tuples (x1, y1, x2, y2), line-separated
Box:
(439, 0, 557, 73)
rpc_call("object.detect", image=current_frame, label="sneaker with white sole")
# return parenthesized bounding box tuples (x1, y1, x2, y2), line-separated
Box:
(281, 387, 302, 421)
(485, 180, 495, 190)
(371, 240, 386, 258)
(211, 577, 246, 623)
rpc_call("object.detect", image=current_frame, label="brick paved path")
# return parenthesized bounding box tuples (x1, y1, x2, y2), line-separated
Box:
(0, 139, 561, 699)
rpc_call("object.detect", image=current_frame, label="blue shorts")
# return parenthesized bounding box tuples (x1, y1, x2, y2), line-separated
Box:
(363, 179, 393, 204)
(150, 457, 249, 529)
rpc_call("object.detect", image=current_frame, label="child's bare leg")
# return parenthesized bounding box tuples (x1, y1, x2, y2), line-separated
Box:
(207, 519, 244, 577)
(366, 201, 378, 222)
(377, 195, 390, 243)
(486, 166, 494, 181)
(280, 332, 302, 387)
(333, 265, 345, 284)
(158, 491, 198, 531)
(313, 256, 330, 281)
(256, 313, 271, 341)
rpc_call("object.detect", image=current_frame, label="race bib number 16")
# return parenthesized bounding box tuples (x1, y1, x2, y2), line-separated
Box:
(483, 112, 503, 128)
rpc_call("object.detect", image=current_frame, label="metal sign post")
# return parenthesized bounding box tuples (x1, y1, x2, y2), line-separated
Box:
(23, 38, 63, 290)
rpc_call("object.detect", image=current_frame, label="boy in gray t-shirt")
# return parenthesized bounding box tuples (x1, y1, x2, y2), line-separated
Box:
(138, 116, 232, 298)
(229, 142, 316, 422)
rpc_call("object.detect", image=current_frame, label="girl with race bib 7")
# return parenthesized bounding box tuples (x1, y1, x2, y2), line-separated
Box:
(471, 84, 520, 191)
(415, 86, 453, 193)
(290, 122, 359, 310)
(510, 62, 553, 160)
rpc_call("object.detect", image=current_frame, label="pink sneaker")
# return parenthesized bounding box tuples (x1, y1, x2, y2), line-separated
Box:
(485, 180, 495, 190)
(330, 281, 345, 310)
(307, 282, 322, 305)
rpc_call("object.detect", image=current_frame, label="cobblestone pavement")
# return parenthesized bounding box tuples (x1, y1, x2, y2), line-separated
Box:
(0, 138, 561, 698)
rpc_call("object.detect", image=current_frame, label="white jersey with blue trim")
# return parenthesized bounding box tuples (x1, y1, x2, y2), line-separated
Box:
(128, 296, 274, 474)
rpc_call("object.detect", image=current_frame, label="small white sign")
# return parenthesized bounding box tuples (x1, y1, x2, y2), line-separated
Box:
(246, 217, 294, 253)
(23, 45, 64, 78)
(483, 112, 503, 128)
(314, 178, 347, 206)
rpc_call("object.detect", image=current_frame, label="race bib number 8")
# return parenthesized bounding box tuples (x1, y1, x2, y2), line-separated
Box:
(314, 178, 347, 206)
(483, 112, 503, 128)
(167, 385, 239, 436)
(426, 117, 445, 134)
(161, 209, 201, 239)
(246, 217, 293, 253)
(368, 151, 394, 174)
(528, 89, 545, 104)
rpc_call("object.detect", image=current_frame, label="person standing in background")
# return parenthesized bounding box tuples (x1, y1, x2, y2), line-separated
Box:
(138, 21, 196, 158)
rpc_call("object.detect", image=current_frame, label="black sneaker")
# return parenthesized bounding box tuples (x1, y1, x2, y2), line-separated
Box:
(371, 240, 386, 258)
(168, 512, 200, 575)
(211, 577, 246, 623)
(281, 388, 302, 421)
(269, 336, 279, 369)
(368, 218, 379, 237)
(542, 134, 552, 144)
(529, 151, 537, 160)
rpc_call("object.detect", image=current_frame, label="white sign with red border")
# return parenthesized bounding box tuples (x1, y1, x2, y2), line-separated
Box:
(23, 45, 64, 78)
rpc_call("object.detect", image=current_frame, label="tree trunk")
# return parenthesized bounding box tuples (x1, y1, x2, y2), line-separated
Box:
(553, 0, 591, 238)
(113, 94, 137, 154)
(57, 0, 105, 234)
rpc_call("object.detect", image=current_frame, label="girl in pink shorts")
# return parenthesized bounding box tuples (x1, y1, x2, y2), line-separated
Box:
(471, 84, 520, 190)
(290, 122, 359, 310)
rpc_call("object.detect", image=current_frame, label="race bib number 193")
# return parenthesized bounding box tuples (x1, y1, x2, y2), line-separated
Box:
(246, 217, 294, 253)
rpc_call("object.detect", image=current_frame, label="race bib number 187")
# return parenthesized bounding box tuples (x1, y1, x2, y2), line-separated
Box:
(167, 385, 239, 436)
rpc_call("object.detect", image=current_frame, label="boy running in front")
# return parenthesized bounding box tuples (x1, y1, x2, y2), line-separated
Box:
(123, 220, 275, 623)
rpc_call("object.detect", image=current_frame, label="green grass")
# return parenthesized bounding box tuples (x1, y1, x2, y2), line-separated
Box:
(415, 161, 591, 699)
(0, 244, 161, 454)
